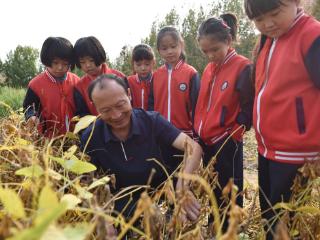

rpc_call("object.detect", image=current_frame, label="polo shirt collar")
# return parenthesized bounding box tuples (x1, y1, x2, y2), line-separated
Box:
(103, 110, 141, 143)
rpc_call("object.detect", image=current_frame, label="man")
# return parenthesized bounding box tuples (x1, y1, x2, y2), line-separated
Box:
(81, 74, 202, 226)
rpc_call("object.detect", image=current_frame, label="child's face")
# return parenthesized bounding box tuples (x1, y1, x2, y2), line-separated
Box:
(47, 58, 69, 78)
(198, 36, 230, 65)
(79, 56, 101, 76)
(158, 34, 183, 66)
(133, 59, 154, 78)
(253, 0, 299, 38)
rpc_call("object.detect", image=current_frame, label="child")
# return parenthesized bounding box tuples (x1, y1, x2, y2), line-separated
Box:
(194, 14, 253, 230)
(73, 36, 126, 117)
(23, 37, 79, 138)
(244, 0, 320, 238)
(127, 44, 155, 110)
(148, 26, 200, 173)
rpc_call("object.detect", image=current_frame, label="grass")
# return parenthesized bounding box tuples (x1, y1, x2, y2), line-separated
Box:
(0, 86, 25, 117)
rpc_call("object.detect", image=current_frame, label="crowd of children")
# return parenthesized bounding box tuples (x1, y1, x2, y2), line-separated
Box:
(22, 0, 320, 238)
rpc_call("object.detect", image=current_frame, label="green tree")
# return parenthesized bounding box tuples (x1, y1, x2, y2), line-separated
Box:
(159, 8, 180, 28)
(182, 7, 207, 74)
(113, 45, 133, 76)
(3, 46, 40, 87)
(143, 21, 162, 67)
(312, 0, 320, 20)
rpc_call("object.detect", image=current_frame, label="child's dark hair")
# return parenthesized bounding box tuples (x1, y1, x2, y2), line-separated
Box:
(244, 0, 287, 20)
(156, 26, 186, 61)
(40, 37, 75, 70)
(197, 13, 238, 42)
(88, 74, 128, 101)
(74, 36, 106, 69)
(132, 44, 155, 62)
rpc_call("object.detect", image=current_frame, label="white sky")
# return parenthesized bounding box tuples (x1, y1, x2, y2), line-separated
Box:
(0, 0, 213, 62)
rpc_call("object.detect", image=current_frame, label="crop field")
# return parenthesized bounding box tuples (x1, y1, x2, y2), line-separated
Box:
(0, 111, 319, 240)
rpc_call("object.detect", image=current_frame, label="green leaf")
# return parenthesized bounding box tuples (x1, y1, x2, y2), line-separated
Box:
(7, 203, 67, 240)
(75, 185, 93, 200)
(274, 202, 294, 211)
(73, 115, 96, 134)
(39, 223, 93, 240)
(87, 176, 110, 191)
(50, 156, 96, 175)
(60, 194, 81, 210)
(0, 187, 25, 219)
(296, 206, 320, 214)
(62, 223, 93, 240)
(15, 165, 44, 178)
(36, 185, 59, 224)
(63, 145, 78, 159)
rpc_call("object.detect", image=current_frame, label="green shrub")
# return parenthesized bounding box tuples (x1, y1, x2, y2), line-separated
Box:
(0, 86, 26, 117)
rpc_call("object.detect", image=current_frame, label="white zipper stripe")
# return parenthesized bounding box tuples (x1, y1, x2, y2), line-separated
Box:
(167, 68, 173, 122)
(141, 88, 144, 109)
(276, 151, 319, 156)
(210, 131, 229, 144)
(256, 39, 277, 157)
(197, 120, 203, 137)
(275, 156, 320, 161)
(120, 142, 128, 161)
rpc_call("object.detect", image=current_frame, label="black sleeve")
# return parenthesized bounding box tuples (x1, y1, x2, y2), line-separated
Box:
(73, 88, 91, 117)
(235, 64, 254, 131)
(23, 87, 41, 120)
(189, 72, 200, 124)
(147, 78, 155, 111)
(304, 36, 320, 89)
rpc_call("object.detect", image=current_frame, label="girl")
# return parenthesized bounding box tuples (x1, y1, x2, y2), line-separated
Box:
(194, 14, 253, 230)
(244, 0, 320, 238)
(73, 36, 126, 117)
(148, 26, 200, 173)
(127, 44, 155, 110)
(23, 37, 79, 138)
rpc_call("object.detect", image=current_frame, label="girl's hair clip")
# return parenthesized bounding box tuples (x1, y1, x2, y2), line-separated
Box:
(220, 19, 231, 29)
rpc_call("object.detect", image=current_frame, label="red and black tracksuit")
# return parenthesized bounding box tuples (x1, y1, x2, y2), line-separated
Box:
(73, 63, 126, 117)
(127, 73, 152, 110)
(253, 11, 320, 239)
(148, 60, 200, 172)
(194, 48, 253, 228)
(23, 70, 79, 137)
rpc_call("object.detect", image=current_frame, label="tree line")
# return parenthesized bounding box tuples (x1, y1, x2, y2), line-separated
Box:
(1, 0, 319, 87)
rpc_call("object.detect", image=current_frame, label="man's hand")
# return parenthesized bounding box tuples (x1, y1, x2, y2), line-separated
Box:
(177, 188, 201, 222)
(27, 116, 40, 127)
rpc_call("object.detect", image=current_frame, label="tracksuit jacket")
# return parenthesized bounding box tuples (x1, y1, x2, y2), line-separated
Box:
(127, 73, 152, 110)
(254, 11, 320, 163)
(194, 48, 253, 145)
(148, 60, 200, 136)
(23, 70, 79, 137)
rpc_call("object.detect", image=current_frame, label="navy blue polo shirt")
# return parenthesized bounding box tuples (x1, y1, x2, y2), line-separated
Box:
(81, 109, 181, 215)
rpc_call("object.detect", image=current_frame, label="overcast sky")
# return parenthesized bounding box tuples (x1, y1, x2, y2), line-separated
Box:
(0, 0, 214, 62)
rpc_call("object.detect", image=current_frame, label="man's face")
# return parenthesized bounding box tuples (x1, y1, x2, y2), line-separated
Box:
(92, 80, 132, 132)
